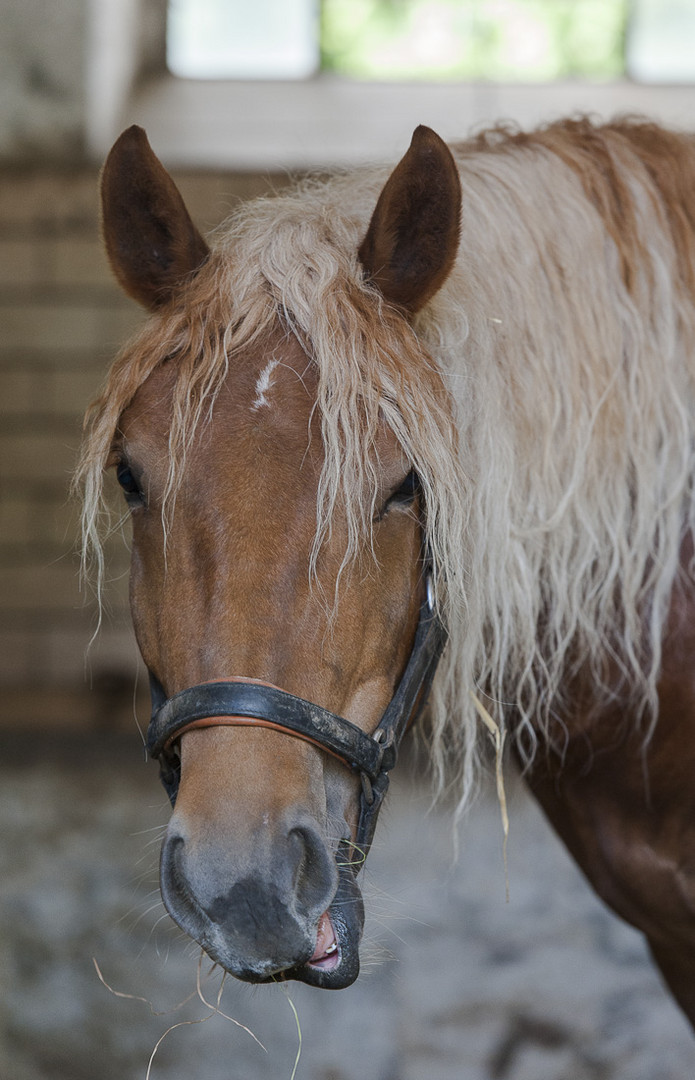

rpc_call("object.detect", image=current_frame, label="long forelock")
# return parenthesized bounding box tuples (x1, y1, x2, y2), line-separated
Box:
(77, 184, 464, 624)
(216, 198, 466, 612)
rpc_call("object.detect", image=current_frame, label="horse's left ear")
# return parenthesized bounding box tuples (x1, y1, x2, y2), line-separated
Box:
(100, 125, 210, 310)
(358, 125, 461, 314)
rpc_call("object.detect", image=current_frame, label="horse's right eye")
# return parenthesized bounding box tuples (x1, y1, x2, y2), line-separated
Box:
(116, 460, 145, 508)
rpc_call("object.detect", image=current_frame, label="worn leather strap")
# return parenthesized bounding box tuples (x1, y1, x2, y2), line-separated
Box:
(147, 677, 386, 778)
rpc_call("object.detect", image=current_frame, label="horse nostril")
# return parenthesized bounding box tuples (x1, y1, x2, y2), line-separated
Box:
(159, 830, 209, 936)
(161, 832, 185, 889)
(287, 822, 339, 917)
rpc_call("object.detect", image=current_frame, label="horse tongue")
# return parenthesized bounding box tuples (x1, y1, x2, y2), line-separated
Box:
(310, 912, 337, 962)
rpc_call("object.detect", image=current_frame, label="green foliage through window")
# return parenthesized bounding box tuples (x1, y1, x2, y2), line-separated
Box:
(320, 0, 628, 82)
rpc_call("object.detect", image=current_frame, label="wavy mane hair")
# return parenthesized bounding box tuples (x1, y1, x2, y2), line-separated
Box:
(78, 117, 695, 811)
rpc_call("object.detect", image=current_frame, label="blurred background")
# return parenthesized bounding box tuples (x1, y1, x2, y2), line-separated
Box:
(2, 2, 695, 1077)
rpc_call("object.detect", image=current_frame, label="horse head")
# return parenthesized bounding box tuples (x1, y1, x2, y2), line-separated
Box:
(94, 124, 460, 988)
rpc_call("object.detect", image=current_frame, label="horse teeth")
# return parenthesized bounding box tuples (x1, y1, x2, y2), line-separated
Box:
(325, 941, 337, 954)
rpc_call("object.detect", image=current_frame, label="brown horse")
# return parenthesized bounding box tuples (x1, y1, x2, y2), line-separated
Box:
(79, 117, 695, 1021)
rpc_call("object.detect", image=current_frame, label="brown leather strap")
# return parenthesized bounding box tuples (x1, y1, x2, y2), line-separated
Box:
(167, 712, 356, 769)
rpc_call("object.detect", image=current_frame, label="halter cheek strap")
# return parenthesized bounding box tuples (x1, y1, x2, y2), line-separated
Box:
(146, 566, 447, 863)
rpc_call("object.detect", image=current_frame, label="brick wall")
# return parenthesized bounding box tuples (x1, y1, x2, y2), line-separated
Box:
(0, 166, 288, 728)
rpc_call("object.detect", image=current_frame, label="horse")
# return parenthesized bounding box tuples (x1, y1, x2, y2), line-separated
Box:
(77, 116, 695, 1023)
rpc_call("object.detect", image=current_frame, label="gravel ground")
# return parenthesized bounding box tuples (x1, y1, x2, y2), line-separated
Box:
(2, 731, 694, 1080)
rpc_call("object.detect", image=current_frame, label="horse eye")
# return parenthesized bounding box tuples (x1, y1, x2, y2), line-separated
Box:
(391, 470, 419, 503)
(116, 460, 145, 507)
(383, 470, 419, 514)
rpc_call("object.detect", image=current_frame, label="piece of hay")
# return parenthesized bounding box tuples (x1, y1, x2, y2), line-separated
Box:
(470, 691, 510, 900)
(93, 955, 266, 1078)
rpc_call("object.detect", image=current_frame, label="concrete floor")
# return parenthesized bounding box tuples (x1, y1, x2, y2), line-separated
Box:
(2, 730, 694, 1080)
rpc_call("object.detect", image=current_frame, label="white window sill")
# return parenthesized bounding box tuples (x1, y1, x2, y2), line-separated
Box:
(107, 74, 695, 171)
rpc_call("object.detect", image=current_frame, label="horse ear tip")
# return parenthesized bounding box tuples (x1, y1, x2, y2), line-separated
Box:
(110, 125, 151, 157)
(123, 123, 148, 140)
(411, 124, 443, 148)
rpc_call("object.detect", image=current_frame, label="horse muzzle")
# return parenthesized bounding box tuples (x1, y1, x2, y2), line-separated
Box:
(159, 820, 365, 989)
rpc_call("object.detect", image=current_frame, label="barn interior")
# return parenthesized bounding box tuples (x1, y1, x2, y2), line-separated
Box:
(2, 2, 695, 1077)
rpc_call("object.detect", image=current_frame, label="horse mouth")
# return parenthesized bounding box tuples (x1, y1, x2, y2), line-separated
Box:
(307, 911, 341, 971)
(292, 859, 365, 990)
(293, 907, 357, 988)
(219, 902, 355, 988)
(295, 907, 347, 983)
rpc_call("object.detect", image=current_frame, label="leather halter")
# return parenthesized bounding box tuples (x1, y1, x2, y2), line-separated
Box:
(146, 560, 447, 863)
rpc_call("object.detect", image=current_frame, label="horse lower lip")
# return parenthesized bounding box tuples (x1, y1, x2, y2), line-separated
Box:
(307, 948, 341, 971)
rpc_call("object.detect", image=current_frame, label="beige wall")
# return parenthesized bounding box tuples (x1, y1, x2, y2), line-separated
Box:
(1, 0, 167, 163)
(0, 0, 89, 160)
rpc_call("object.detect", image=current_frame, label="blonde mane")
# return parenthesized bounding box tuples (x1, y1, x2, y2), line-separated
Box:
(78, 118, 695, 812)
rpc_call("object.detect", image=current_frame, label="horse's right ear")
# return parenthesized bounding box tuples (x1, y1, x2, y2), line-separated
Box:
(358, 125, 461, 314)
(100, 126, 210, 310)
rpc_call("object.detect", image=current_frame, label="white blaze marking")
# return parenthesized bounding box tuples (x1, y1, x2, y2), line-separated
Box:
(252, 358, 280, 410)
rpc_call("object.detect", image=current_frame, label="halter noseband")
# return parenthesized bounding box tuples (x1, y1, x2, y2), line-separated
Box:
(146, 562, 447, 862)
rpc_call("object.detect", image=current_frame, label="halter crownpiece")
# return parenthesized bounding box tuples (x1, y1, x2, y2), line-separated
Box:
(146, 559, 447, 862)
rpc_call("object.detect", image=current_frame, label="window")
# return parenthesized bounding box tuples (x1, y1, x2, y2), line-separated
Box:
(167, 0, 319, 79)
(321, 0, 627, 82)
(167, 0, 695, 85)
(629, 0, 695, 82)
(87, 0, 695, 167)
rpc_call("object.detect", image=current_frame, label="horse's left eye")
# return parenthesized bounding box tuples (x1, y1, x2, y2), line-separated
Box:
(393, 470, 418, 502)
(116, 460, 145, 508)
(383, 470, 419, 514)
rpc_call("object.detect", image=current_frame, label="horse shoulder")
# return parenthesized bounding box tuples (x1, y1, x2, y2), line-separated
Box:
(524, 565, 695, 1021)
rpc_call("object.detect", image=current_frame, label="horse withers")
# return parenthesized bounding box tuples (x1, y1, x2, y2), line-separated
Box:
(80, 118, 695, 1022)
